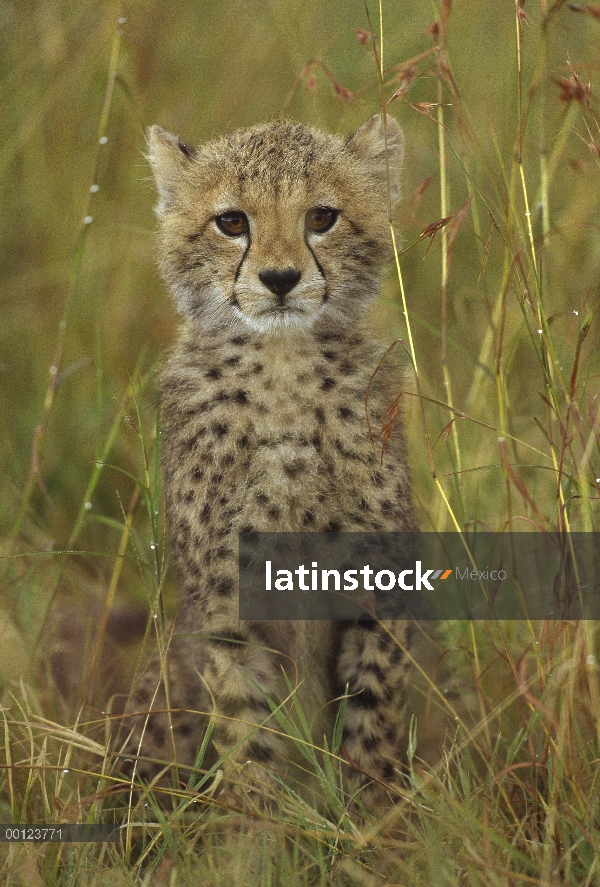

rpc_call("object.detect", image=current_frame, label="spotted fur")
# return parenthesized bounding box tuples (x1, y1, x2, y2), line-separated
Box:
(118, 116, 417, 805)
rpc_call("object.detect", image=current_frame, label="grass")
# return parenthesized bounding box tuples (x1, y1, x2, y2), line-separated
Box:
(1, 0, 600, 884)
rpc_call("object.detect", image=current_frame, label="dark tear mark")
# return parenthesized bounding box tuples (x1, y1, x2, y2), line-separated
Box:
(232, 230, 251, 303)
(304, 235, 328, 302)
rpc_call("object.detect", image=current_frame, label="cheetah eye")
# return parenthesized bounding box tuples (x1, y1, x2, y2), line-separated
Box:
(216, 211, 249, 237)
(305, 207, 339, 234)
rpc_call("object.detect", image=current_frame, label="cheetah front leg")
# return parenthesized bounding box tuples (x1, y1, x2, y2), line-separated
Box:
(115, 624, 288, 803)
(336, 620, 410, 805)
(116, 631, 213, 791)
(198, 621, 303, 804)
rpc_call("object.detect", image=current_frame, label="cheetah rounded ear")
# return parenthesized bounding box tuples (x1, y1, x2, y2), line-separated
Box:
(346, 114, 404, 210)
(146, 125, 194, 212)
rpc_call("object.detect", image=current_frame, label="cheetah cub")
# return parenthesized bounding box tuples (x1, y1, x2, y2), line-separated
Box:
(119, 115, 418, 805)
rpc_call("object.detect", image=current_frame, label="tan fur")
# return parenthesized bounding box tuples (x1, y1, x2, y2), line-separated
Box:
(117, 116, 417, 804)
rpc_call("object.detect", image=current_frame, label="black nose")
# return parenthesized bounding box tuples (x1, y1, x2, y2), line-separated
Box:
(259, 268, 301, 299)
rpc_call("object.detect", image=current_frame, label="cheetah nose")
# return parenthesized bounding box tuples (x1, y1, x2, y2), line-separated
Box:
(259, 268, 301, 300)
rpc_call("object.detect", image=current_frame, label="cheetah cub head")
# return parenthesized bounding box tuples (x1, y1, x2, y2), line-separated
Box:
(147, 115, 403, 334)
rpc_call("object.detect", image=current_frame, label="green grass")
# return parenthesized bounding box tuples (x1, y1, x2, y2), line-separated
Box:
(1, 0, 600, 884)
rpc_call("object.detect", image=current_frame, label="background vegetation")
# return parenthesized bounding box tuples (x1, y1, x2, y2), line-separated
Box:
(1, 0, 599, 884)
